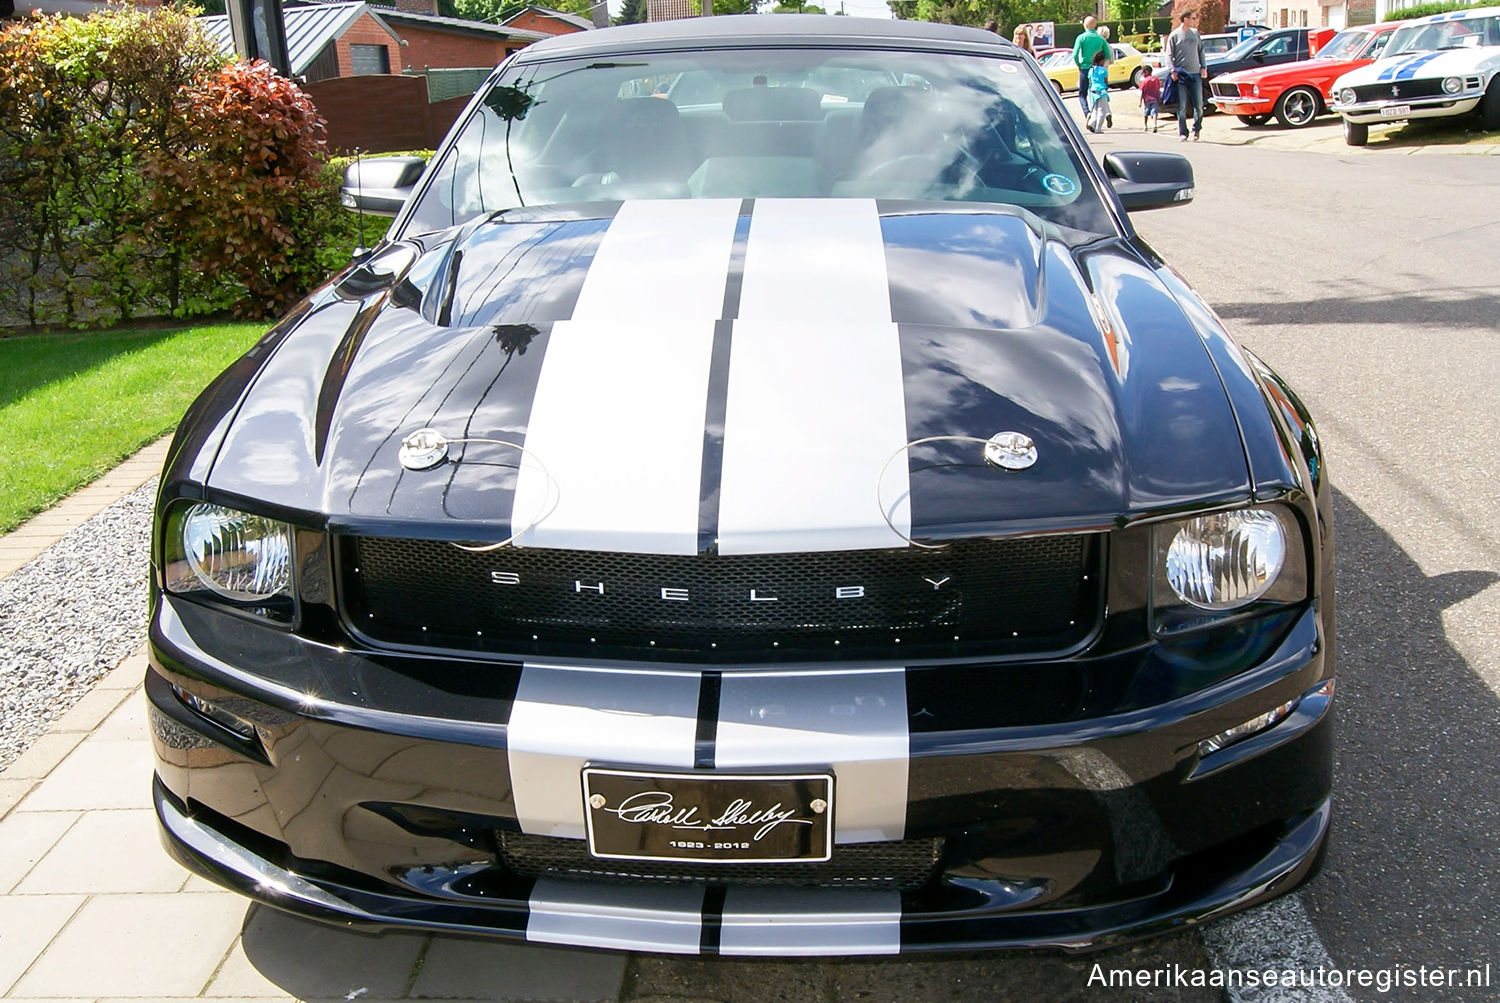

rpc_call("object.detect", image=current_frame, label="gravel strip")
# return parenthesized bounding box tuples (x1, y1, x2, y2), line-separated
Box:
(0, 479, 155, 770)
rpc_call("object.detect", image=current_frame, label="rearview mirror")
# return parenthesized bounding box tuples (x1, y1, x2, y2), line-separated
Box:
(341, 156, 428, 217)
(1103, 151, 1194, 211)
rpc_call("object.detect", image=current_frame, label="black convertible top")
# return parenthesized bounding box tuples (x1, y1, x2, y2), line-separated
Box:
(514, 13, 1017, 61)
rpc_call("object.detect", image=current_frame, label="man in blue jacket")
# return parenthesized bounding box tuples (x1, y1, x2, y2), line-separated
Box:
(1166, 9, 1208, 141)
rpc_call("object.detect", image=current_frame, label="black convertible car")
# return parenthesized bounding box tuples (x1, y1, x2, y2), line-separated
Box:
(150, 15, 1334, 955)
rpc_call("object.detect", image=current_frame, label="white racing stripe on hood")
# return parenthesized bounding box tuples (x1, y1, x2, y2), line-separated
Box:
(511, 199, 739, 555)
(718, 199, 912, 555)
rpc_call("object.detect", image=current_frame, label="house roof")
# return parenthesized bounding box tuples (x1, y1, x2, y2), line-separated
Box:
(199, 1, 401, 75)
(502, 5, 594, 30)
(376, 7, 548, 43)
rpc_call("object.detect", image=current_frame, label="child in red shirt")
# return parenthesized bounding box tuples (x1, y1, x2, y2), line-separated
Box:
(1139, 72, 1162, 132)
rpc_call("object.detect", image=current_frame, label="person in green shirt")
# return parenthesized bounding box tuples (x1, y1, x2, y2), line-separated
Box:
(1072, 17, 1110, 119)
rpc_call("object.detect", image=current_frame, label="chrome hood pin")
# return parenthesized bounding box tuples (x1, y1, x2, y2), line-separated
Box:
(984, 432, 1038, 471)
(399, 428, 450, 471)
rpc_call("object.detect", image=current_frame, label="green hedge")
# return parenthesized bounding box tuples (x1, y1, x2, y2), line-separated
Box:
(0, 7, 368, 329)
(1054, 17, 1173, 48)
(1382, 1, 1486, 19)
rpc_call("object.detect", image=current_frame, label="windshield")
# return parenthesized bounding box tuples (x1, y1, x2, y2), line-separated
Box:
(1221, 35, 1263, 60)
(401, 47, 1113, 238)
(1385, 15, 1500, 57)
(1041, 50, 1074, 69)
(1315, 29, 1369, 60)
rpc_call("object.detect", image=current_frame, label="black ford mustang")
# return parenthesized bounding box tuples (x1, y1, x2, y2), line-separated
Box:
(149, 15, 1334, 956)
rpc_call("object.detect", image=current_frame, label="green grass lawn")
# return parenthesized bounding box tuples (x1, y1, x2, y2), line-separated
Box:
(0, 321, 267, 533)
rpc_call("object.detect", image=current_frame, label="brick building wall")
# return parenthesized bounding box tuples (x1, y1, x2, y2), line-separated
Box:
(1268, 1, 1318, 27)
(397, 24, 520, 71)
(505, 9, 585, 34)
(334, 11, 404, 75)
(305, 74, 432, 152)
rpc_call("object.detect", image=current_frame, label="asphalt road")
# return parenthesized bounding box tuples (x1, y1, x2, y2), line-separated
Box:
(620, 138, 1500, 1002)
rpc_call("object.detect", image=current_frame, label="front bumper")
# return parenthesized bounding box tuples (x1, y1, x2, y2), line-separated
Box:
(1212, 96, 1276, 116)
(150, 595, 1334, 955)
(1334, 94, 1481, 124)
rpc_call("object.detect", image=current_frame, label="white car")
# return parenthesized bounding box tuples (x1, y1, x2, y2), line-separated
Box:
(1330, 5, 1500, 145)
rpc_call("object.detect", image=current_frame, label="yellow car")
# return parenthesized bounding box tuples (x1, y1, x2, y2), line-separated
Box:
(1042, 43, 1150, 93)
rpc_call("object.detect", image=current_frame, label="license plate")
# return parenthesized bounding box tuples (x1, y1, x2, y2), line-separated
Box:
(583, 768, 833, 863)
(1380, 104, 1411, 117)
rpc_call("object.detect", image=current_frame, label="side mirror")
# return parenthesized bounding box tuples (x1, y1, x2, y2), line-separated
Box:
(1104, 151, 1194, 211)
(1252, 50, 1266, 61)
(341, 156, 428, 217)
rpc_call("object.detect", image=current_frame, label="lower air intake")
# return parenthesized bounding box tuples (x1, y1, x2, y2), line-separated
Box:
(498, 832, 945, 892)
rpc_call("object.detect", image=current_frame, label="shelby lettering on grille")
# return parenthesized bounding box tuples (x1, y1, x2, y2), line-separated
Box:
(583, 769, 833, 863)
(342, 534, 1101, 661)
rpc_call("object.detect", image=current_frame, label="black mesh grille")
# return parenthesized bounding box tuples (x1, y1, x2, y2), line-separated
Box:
(1352, 79, 1445, 103)
(341, 534, 1101, 662)
(499, 832, 944, 891)
(1210, 81, 1241, 99)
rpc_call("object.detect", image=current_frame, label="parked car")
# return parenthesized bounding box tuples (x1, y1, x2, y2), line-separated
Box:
(1331, 5, 1500, 145)
(1211, 22, 1401, 126)
(1157, 27, 1334, 114)
(1041, 42, 1150, 92)
(152, 15, 1334, 955)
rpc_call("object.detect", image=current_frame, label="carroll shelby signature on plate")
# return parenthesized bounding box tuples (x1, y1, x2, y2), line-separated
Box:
(598, 791, 816, 842)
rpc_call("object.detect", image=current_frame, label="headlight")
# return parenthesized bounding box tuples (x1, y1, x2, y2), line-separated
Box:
(1251, 84, 1260, 96)
(165, 503, 293, 610)
(1339, 88, 1355, 106)
(1165, 510, 1284, 610)
(1153, 506, 1308, 634)
(1442, 76, 1462, 94)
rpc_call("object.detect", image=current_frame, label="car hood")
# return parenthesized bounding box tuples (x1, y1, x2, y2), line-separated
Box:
(1337, 47, 1500, 86)
(203, 199, 1251, 554)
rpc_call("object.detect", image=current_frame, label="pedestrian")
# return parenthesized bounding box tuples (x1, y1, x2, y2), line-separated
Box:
(1166, 8, 1207, 141)
(1087, 49, 1111, 132)
(1012, 23, 1034, 56)
(983, 18, 999, 33)
(1097, 26, 1114, 126)
(1139, 69, 1162, 132)
(1071, 16, 1109, 120)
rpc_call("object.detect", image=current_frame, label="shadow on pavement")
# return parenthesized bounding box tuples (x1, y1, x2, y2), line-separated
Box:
(1212, 285, 1500, 329)
(1302, 489, 1500, 1002)
(621, 934, 1215, 1003)
(238, 898, 1217, 1002)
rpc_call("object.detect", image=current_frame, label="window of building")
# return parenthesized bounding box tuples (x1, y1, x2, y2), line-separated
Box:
(351, 43, 391, 75)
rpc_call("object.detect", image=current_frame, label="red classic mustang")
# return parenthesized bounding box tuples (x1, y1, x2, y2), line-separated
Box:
(1210, 22, 1401, 127)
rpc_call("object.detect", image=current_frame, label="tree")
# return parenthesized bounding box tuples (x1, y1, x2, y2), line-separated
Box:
(451, 0, 528, 23)
(544, 0, 601, 15)
(616, 0, 647, 22)
(1179, 0, 1225, 34)
(771, 1, 827, 9)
